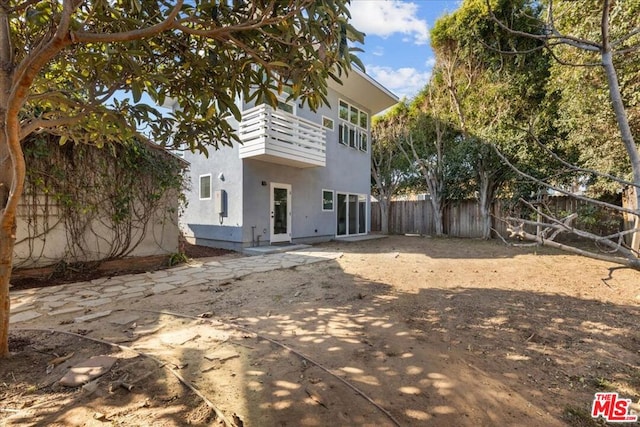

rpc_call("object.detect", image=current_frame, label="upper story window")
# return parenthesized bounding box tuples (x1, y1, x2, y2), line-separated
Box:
(339, 101, 349, 121)
(276, 99, 294, 114)
(322, 116, 334, 130)
(338, 100, 368, 152)
(276, 85, 295, 114)
(359, 111, 368, 129)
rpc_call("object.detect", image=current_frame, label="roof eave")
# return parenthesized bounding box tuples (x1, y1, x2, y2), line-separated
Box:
(328, 67, 399, 114)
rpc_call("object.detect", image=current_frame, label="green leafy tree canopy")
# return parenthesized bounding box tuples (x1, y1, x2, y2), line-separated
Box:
(0, 0, 363, 357)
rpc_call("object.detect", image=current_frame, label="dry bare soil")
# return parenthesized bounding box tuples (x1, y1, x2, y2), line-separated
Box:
(2, 236, 639, 426)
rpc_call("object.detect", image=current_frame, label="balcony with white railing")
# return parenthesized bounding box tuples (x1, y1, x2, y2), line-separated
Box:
(238, 104, 326, 168)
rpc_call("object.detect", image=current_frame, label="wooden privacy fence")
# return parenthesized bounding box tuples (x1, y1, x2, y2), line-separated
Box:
(370, 197, 622, 238)
(371, 199, 507, 237)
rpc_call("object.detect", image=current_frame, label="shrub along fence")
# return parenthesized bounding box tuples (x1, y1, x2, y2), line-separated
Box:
(371, 196, 623, 239)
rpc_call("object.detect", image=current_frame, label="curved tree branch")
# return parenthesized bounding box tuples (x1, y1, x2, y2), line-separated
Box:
(486, 0, 602, 52)
(507, 222, 640, 269)
(20, 114, 87, 140)
(611, 26, 640, 47)
(518, 122, 638, 189)
(71, 0, 183, 43)
(8, 0, 41, 13)
(518, 197, 638, 257)
(492, 145, 639, 216)
(11, 0, 76, 106)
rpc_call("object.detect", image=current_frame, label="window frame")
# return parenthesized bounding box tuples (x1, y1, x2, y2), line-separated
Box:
(275, 89, 296, 115)
(322, 116, 334, 130)
(359, 132, 368, 152)
(338, 99, 368, 131)
(349, 105, 359, 125)
(337, 99, 369, 152)
(359, 111, 368, 130)
(199, 174, 212, 200)
(349, 128, 356, 148)
(338, 123, 348, 146)
(276, 98, 295, 115)
(339, 100, 349, 121)
(322, 189, 334, 212)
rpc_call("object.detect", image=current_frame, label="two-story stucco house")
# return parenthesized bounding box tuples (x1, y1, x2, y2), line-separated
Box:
(177, 67, 398, 251)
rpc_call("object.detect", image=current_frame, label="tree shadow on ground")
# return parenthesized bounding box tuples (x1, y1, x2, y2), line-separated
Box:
(2, 322, 219, 426)
(223, 261, 639, 426)
(5, 239, 639, 426)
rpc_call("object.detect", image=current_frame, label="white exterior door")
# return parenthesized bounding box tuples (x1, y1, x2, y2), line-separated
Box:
(270, 183, 292, 243)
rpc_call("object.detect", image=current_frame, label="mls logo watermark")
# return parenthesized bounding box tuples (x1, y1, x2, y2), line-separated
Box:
(591, 392, 638, 423)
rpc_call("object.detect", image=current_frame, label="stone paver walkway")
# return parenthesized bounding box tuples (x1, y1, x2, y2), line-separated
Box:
(10, 249, 342, 324)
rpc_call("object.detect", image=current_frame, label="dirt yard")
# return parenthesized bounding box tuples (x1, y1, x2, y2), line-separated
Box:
(2, 236, 639, 426)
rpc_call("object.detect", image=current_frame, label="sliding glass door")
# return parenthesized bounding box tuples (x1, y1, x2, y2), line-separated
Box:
(336, 192, 367, 236)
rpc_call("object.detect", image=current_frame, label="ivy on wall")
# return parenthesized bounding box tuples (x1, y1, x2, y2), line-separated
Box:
(16, 133, 188, 268)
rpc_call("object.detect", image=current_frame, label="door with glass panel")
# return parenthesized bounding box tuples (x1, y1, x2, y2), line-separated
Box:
(270, 183, 291, 243)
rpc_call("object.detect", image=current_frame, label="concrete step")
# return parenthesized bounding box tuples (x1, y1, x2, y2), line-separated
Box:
(242, 244, 311, 256)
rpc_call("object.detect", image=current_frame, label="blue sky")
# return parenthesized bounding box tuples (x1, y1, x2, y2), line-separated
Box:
(348, 0, 462, 100)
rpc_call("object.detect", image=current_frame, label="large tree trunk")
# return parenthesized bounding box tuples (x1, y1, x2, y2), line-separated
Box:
(622, 186, 640, 251)
(478, 171, 493, 240)
(602, 52, 640, 252)
(0, 60, 27, 360)
(430, 194, 444, 237)
(0, 124, 25, 359)
(0, 3, 15, 359)
(0, 129, 25, 359)
(379, 199, 390, 235)
(600, 6, 640, 255)
(0, 214, 16, 357)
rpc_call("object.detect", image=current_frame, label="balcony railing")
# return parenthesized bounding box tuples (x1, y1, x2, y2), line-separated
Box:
(238, 104, 326, 168)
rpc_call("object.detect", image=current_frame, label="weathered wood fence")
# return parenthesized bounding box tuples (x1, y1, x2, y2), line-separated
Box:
(371, 196, 621, 238)
(371, 199, 505, 237)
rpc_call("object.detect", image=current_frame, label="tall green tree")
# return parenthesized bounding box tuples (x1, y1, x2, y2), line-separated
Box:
(430, 0, 549, 239)
(543, 1, 640, 205)
(396, 87, 459, 237)
(489, 0, 640, 267)
(0, 0, 362, 357)
(371, 104, 412, 234)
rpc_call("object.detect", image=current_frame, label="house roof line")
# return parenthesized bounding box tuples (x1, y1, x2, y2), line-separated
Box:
(328, 66, 399, 115)
(352, 66, 399, 105)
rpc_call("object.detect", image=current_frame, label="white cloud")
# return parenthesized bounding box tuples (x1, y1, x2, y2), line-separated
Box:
(367, 65, 431, 100)
(372, 46, 384, 56)
(348, 1, 430, 45)
(425, 57, 436, 68)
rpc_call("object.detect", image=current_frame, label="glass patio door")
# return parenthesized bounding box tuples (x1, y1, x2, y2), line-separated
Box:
(336, 192, 367, 236)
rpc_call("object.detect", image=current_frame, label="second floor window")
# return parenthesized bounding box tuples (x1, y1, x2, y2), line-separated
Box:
(322, 116, 334, 130)
(338, 100, 368, 152)
(276, 98, 294, 114)
(276, 85, 295, 114)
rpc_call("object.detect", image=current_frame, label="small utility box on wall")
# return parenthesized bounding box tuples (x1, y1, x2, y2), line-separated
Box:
(214, 189, 227, 217)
